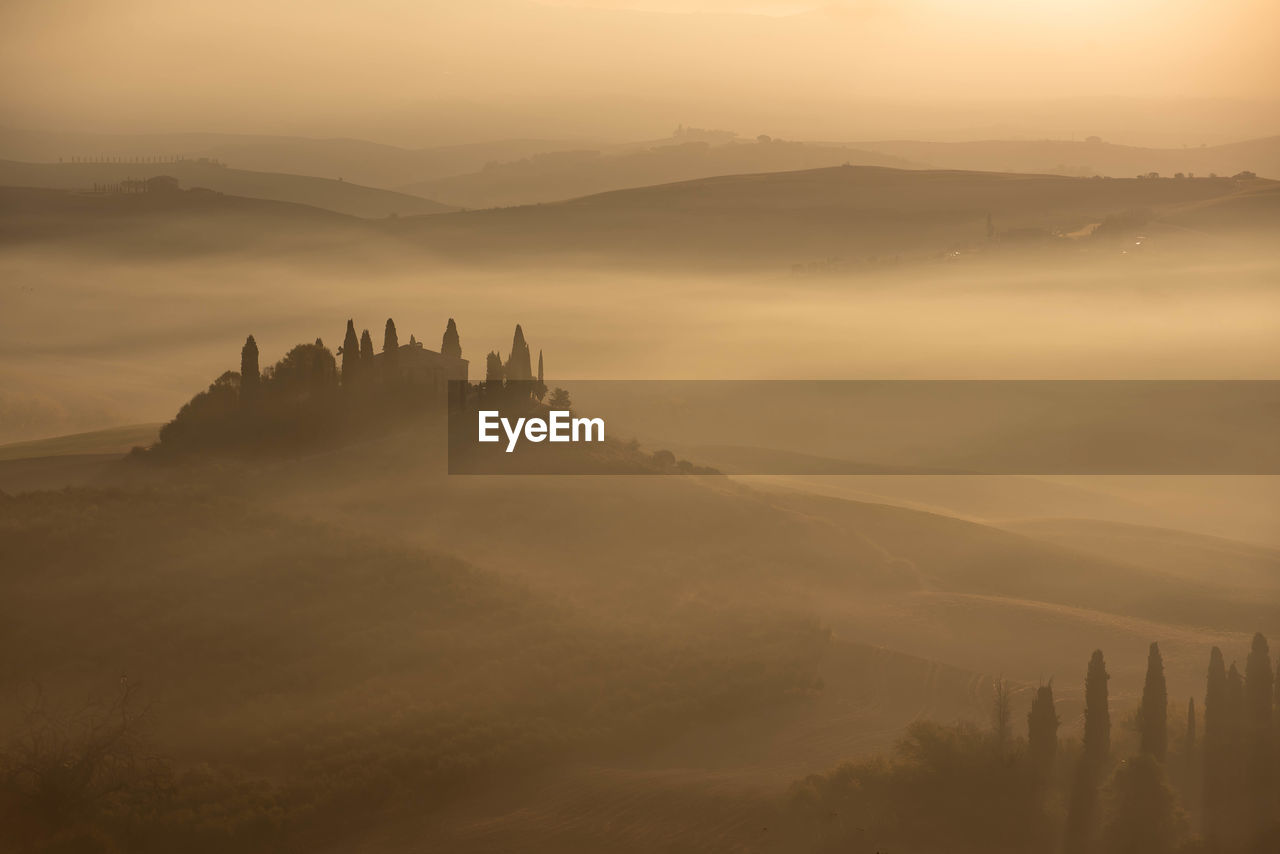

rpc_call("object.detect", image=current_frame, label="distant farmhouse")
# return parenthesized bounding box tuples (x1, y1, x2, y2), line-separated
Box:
(365, 318, 470, 394)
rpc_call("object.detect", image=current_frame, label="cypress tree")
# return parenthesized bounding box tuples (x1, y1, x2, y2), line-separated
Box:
(485, 351, 503, 385)
(383, 318, 399, 378)
(1203, 647, 1228, 842)
(341, 320, 360, 387)
(505, 324, 532, 381)
(441, 318, 461, 360)
(1242, 634, 1273, 843)
(240, 335, 259, 401)
(1245, 633, 1273, 738)
(991, 678, 1013, 750)
(534, 348, 547, 401)
(1027, 681, 1059, 784)
(1226, 662, 1248, 843)
(1141, 642, 1168, 761)
(1227, 662, 1245, 744)
(1084, 650, 1111, 765)
(1065, 651, 1111, 854)
(360, 329, 374, 366)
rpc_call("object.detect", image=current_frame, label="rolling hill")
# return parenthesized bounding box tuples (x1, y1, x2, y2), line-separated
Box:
(0, 158, 454, 218)
(3, 416, 1272, 850)
(0, 126, 596, 191)
(400, 138, 920, 208)
(5, 164, 1271, 267)
(847, 135, 1280, 180)
(9, 125, 1275, 209)
(0, 186, 369, 254)
(391, 166, 1269, 266)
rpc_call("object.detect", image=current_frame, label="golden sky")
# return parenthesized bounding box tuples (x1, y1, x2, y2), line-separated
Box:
(1, 1, 1276, 141)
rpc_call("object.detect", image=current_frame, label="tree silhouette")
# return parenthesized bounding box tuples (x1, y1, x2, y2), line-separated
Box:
(359, 329, 374, 371)
(1203, 646, 1228, 843)
(485, 351, 504, 386)
(240, 335, 259, 402)
(1027, 681, 1059, 784)
(1065, 650, 1111, 853)
(1103, 755, 1186, 854)
(267, 341, 337, 396)
(991, 678, 1013, 750)
(383, 318, 399, 384)
(1085, 650, 1111, 765)
(341, 320, 360, 387)
(535, 349, 547, 401)
(1243, 633, 1273, 843)
(442, 318, 461, 359)
(505, 324, 532, 381)
(1245, 633, 1273, 738)
(1140, 642, 1168, 761)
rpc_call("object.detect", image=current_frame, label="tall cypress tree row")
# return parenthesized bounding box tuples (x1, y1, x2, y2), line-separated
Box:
(341, 320, 360, 387)
(1141, 642, 1169, 761)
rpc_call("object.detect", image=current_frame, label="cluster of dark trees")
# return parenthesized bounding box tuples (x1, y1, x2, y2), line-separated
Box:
(1061, 636, 1278, 853)
(145, 316, 463, 457)
(790, 634, 1280, 854)
(481, 324, 547, 398)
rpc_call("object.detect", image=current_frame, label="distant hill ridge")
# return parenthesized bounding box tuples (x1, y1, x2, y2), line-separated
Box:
(389, 165, 1275, 266)
(4, 165, 1274, 267)
(3, 125, 1276, 208)
(0, 158, 454, 219)
(847, 135, 1280, 182)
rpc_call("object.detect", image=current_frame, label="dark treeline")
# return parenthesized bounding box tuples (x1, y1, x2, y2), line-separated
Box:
(140, 315, 483, 458)
(789, 635, 1280, 853)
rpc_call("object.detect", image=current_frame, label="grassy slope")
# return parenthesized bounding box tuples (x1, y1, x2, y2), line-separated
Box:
(1005, 517, 1280, 593)
(232, 437, 1278, 848)
(2, 426, 1273, 849)
(0, 425, 162, 492)
(0, 159, 454, 219)
(0, 423, 160, 462)
(266, 430, 1276, 697)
